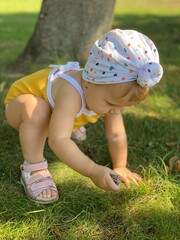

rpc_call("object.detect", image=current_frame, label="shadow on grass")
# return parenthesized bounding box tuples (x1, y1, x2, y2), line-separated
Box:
(0, 13, 38, 42)
(81, 115, 179, 169)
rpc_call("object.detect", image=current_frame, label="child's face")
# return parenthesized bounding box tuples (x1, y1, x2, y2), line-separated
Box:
(83, 83, 132, 116)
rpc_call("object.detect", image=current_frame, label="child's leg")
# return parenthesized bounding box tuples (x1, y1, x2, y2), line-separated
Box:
(5, 94, 58, 202)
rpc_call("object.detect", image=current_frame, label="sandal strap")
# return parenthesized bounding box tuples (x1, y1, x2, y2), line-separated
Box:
(20, 160, 48, 172)
(31, 179, 56, 192)
(79, 126, 86, 133)
(25, 171, 52, 185)
(71, 126, 86, 140)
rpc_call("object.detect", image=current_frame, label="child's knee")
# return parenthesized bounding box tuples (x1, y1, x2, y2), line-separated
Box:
(5, 99, 22, 129)
(24, 96, 51, 126)
(6, 95, 51, 128)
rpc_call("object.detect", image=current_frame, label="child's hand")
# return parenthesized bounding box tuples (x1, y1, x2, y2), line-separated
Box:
(113, 166, 142, 188)
(89, 164, 120, 192)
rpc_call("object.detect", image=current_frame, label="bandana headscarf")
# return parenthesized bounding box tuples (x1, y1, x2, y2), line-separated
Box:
(83, 29, 163, 87)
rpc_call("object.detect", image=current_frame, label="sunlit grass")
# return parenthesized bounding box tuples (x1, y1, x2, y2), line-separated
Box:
(114, 0, 180, 16)
(0, 0, 42, 14)
(124, 93, 179, 121)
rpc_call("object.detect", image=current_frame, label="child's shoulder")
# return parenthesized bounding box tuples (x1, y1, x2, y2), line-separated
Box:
(52, 70, 83, 112)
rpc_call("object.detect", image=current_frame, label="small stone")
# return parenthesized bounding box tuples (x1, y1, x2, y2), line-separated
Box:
(110, 174, 120, 185)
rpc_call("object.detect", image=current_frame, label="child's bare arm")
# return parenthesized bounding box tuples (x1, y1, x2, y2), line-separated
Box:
(48, 89, 119, 191)
(104, 112, 127, 168)
(48, 89, 94, 176)
(104, 112, 142, 188)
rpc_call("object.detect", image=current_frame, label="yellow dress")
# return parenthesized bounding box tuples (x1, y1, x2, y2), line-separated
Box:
(4, 64, 100, 131)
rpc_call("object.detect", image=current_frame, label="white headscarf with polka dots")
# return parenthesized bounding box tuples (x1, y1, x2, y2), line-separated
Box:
(82, 29, 163, 87)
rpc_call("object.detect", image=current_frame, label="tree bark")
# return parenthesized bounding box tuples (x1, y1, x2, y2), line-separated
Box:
(20, 0, 116, 64)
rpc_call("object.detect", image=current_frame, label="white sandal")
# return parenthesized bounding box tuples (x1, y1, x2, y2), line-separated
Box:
(71, 126, 86, 142)
(20, 160, 59, 204)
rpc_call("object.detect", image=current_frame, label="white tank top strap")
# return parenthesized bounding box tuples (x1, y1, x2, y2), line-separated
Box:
(49, 62, 81, 73)
(47, 64, 96, 117)
(59, 74, 84, 98)
(58, 74, 85, 117)
(47, 67, 58, 108)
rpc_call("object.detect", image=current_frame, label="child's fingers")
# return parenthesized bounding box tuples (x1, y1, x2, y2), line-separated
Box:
(120, 173, 143, 188)
(132, 173, 144, 185)
(128, 176, 139, 185)
(119, 175, 130, 188)
(132, 173, 143, 181)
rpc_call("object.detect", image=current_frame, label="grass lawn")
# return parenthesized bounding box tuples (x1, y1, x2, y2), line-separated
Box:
(0, 0, 180, 239)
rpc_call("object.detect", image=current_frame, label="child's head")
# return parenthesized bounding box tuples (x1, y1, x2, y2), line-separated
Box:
(82, 29, 163, 105)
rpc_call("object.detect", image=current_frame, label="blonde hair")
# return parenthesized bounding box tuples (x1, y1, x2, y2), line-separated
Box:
(117, 81, 149, 104)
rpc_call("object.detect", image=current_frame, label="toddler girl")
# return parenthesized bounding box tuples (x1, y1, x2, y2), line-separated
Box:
(4, 29, 163, 204)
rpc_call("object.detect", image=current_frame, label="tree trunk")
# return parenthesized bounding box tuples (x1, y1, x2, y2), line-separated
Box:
(20, 0, 116, 64)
